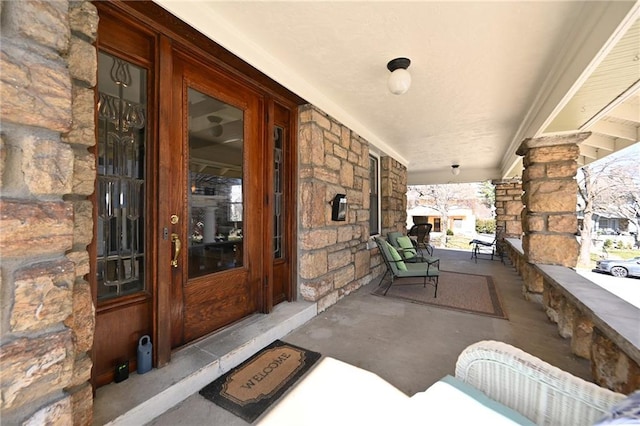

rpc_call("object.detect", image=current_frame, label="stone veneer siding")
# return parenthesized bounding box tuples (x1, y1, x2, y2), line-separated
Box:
(0, 1, 97, 424)
(493, 179, 523, 257)
(297, 105, 406, 312)
(381, 157, 407, 236)
(493, 180, 522, 239)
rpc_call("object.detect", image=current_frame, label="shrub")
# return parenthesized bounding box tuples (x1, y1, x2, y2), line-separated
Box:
(603, 239, 614, 248)
(446, 229, 454, 236)
(475, 219, 496, 234)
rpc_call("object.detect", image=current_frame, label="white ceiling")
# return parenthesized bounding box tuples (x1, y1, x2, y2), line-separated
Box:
(156, 0, 640, 184)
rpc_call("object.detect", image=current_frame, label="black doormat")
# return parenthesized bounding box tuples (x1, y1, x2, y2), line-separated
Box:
(199, 340, 321, 423)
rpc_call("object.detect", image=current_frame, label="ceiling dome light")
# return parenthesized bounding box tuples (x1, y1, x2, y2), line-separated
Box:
(451, 164, 460, 175)
(207, 115, 224, 137)
(387, 57, 411, 95)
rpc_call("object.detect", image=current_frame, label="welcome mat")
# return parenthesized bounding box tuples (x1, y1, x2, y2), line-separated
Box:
(373, 270, 508, 319)
(199, 340, 321, 423)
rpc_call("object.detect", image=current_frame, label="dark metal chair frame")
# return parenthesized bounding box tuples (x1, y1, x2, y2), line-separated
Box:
(374, 237, 439, 297)
(469, 227, 504, 263)
(408, 223, 434, 256)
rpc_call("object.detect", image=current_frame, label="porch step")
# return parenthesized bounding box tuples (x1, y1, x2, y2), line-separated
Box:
(93, 301, 317, 426)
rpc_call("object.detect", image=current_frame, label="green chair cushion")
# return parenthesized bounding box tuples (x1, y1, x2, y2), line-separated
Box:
(386, 242, 407, 271)
(400, 263, 439, 277)
(396, 236, 417, 259)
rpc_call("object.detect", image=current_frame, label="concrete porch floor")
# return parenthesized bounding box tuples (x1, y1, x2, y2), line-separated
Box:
(95, 248, 593, 425)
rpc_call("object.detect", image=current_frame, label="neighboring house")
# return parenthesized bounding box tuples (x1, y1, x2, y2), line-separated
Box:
(578, 211, 639, 249)
(592, 213, 639, 249)
(593, 213, 637, 236)
(406, 206, 476, 235)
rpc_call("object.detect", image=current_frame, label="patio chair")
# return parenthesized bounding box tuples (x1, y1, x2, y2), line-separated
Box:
(469, 227, 504, 263)
(374, 237, 439, 297)
(387, 231, 439, 265)
(408, 223, 434, 256)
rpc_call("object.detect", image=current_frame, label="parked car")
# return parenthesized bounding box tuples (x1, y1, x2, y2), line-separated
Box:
(593, 257, 640, 278)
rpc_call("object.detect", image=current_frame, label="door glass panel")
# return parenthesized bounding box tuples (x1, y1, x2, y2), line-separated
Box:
(273, 126, 284, 259)
(188, 88, 244, 279)
(96, 52, 147, 301)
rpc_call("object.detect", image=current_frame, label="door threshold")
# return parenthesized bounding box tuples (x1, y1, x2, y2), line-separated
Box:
(93, 300, 317, 426)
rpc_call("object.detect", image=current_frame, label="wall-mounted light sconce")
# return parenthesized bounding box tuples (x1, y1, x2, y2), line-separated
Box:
(451, 164, 460, 176)
(387, 57, 411, 95)
(331, 194, 347, 221)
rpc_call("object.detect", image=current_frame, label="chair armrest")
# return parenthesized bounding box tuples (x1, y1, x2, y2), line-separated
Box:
(470, 240, 493, 247)
(425, 258, 439, 266)
(455, 341, 625, 426)
(423, 258, 440, 270)
(396, 248, 439, 267)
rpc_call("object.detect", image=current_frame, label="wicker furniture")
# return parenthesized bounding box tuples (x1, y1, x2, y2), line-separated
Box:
(455, 340, 626, 425)
(258, 340, 627, 425)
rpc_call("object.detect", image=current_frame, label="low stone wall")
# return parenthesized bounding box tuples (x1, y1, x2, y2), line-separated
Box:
(505, 239, 640, 393)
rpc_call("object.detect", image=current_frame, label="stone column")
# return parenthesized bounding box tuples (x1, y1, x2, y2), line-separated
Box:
(516, 133, 589, 300)
(493, 179, 523, 254)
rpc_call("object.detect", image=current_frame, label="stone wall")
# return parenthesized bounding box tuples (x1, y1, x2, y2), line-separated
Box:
(297, 105, 405, 312)
(0, 1, 97, 424)
(381, 157, 407, 236)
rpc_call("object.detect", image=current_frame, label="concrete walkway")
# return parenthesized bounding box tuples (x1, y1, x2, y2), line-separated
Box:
(120, 249, 593, 425)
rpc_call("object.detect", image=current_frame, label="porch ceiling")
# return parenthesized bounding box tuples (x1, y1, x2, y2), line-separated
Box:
(155, 1, 639, 184)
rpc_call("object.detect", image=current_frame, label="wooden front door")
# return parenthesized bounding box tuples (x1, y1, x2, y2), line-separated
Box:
(167, 50, 264, 346)
(92, 1, 299, 387)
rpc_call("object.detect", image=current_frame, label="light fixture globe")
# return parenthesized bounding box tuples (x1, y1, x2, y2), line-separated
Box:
(387, 57, 411, 95)
(451, 164, 460, 175)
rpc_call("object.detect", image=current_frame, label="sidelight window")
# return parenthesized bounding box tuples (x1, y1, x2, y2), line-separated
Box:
(273, 126, 285, 259)
(369, 155, 380, 235)
(96, 52, 147, 301)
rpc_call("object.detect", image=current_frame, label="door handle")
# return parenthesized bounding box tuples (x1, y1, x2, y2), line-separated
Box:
(171, 233, 181, 268)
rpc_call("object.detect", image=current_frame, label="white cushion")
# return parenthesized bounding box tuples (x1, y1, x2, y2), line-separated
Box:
(408, 376, 535, 425)
(257, 357, 408, 425)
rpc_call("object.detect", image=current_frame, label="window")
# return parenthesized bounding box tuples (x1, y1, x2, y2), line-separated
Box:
(96, 52, 147, 301)
(369, 155, 380, 235)
(273, 126, 284, 259)
(187, 88, 244, 277)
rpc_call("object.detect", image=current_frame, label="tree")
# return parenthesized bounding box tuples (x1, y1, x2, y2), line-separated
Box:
(408, 183, 478, 233)
(478, 180, 496, 210)
(576, 151, 640, 266)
